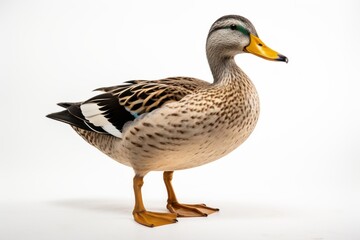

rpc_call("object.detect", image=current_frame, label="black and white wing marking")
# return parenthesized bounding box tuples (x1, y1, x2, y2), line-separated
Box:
(79, 93, 134, 138)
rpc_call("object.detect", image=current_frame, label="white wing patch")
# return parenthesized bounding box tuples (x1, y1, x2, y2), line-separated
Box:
(80, 103, 122, 138)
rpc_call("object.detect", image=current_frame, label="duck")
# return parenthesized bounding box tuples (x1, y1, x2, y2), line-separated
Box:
(47, 15, 287, 227)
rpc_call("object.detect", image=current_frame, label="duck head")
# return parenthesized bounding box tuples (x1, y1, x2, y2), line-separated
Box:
(206, 15, 288, 63)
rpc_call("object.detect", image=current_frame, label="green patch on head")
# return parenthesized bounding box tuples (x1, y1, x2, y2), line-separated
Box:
(226, 24, 249, 36)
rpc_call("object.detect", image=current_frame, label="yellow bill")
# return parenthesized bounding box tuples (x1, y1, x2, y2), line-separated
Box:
(245, 34, 288, 63)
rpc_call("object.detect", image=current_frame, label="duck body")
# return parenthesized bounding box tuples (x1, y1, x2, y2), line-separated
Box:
(73, 69, 259, 175)
(47, 15, 286, 227)
(126, 77, 259, 174)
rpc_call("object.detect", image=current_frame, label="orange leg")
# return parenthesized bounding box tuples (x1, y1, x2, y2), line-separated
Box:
(132, 175, 177, 227)
(163, 171, 219, 217)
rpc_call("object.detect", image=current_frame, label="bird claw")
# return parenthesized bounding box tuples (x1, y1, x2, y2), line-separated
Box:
(133, 210, 178, 227)
(167, 202, 219, 217)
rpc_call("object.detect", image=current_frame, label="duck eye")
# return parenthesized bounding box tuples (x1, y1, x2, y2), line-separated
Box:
(230, 24, 237, 30)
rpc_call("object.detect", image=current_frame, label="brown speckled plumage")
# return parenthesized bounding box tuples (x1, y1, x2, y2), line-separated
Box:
(47, 15, 287, 227)
(70, 68, 259, 175)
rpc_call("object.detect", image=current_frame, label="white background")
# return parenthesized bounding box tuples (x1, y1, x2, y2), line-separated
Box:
(1, 0, 360, 239)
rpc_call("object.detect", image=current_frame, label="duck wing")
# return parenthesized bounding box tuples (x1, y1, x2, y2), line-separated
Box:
(47, 77, 210, 138)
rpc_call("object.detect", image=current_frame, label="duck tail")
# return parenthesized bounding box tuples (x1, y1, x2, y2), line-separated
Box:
(46, 109, 91, 131)
(47, 101, 105, 133)
(57, 102, 76, 108)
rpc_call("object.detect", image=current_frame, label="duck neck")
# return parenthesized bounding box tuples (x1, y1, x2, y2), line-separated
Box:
(207, 54, 244, 84)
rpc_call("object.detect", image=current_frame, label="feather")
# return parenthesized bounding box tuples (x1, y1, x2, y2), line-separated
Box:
(47, 77, 211, 138)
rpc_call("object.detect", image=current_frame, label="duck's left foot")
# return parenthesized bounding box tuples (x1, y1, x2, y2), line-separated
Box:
(167, 202, 219, 217)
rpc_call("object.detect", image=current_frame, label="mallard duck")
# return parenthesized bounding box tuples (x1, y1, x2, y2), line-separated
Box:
(47, 15, 287, 227)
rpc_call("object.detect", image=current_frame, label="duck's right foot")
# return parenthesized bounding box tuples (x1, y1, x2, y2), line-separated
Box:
(133, 210, 178, 227)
